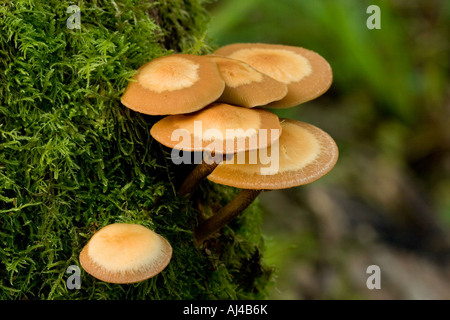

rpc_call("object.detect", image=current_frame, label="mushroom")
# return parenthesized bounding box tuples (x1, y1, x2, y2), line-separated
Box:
(214, 43, 332, 109)
(149, 103, 282, 196)
(194, 119, 338, 243)
(120, 53, 225, 115)
(79, 223, 172, 284)
(207, 55, 288, 108)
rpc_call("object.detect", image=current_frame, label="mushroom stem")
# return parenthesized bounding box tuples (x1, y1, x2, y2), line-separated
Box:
(178, 160, 219, 196)
(194, 188, 262, 243)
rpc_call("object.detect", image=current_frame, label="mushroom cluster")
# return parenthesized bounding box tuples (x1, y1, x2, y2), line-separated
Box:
(117, 42, 338, 246)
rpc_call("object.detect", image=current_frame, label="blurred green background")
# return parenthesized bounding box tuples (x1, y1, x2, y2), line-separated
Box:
(206, 0, 450, 299)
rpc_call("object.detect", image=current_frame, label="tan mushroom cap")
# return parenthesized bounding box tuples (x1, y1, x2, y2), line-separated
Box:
(208, 55, 288, 108)
(80, 223, 172, 284)
(214, 43, 332, 109)
(120, 54, 225, 115)
(150, 103, 282, 155)
(207, 119, 338, 190)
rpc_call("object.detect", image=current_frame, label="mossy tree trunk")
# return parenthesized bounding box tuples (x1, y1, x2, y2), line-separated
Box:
(0, 0, 272, 299)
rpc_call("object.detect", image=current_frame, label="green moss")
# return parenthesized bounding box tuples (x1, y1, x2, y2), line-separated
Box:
(0, 0, 272, 299)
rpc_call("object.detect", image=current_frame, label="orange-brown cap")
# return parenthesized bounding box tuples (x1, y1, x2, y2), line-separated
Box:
(150, 103, 282, 155)
(79, 223, 172, 284)
(208, 55, 288, 108)
(214, 43, 332, 109)
(150, 103, 281, 154)
(120, 54, 225, 115)
(207, 119, 338, 190)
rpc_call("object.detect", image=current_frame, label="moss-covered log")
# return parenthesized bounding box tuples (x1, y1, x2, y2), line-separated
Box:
(0, 0, 272, 299)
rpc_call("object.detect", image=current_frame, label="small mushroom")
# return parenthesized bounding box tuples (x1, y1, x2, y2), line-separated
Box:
(120, 53, 225, 115)
(194, 119, 338, 243)
(208, 55, 288, 108)
(150, 103, 282, 196)
(214, 43, 332, 109)
(79, 223, 172, 284)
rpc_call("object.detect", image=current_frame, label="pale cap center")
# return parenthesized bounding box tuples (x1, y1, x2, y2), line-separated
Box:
(228, 48, 312, 84)
(137, 56, 200, 93)
(87, 224, 165, 273)
(225, 121, 321, 175)
(214, 57, 263, 88)
(174, 105, 262, 141)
